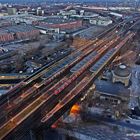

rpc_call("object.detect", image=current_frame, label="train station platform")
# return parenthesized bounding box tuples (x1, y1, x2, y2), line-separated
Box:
(0, 73, 30, 80)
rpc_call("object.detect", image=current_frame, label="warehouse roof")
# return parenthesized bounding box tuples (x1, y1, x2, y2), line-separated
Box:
(1, 14, 45, 22)
(0, 19, 13, 25)
(94, 79, 130, 97)
(5, 24, 38, 33)
(41, 17, 78, 24)
(35, 25, 50, 30)
(0, 29, 9, 35)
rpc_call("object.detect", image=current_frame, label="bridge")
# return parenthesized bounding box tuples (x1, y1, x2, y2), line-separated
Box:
(0, 18, 138, 140)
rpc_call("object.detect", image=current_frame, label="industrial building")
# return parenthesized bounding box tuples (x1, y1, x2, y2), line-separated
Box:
(5, 24, 40, 40)
(59, 10, 77, 16)
(1, 14, 46, 25)
(36, 25, 60, 34)
(94, 81, 130, 104)
(38, 17, 83, 30)
(0, 29, 14, 43)
(0, 24, 40, 43)
(89, 16, 113, 26)
(109, 12, 123, 18)
(91, 79, 130, 119)
(0, 19, 14, 28)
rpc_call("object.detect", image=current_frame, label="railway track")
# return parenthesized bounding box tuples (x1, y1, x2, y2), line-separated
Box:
(41, 33, 135, 125)
(0, 20, 136, 139)
(0, 29, 122, 140)
(0, 25, 119, 125)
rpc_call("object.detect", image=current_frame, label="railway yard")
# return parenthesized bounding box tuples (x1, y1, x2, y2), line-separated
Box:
(0, 4, 140, 139)
(0, 15, 139, 140)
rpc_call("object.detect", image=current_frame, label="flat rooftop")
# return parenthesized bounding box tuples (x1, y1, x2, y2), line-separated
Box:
(41, 17, 78, 24)
(94, 79, 130, 97)
(1, 14, 45, 22)
(5, 25, 37, 33)
(0, 29, 8, 35)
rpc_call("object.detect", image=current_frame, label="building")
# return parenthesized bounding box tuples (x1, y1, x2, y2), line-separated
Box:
(109, 12, 123, 18)
(0, 24, 40, 42)
(94, 79, 130, 103)
(5, 24, 40, 40)
(1, 14, 46, 25)
(108, 7, 132, 11)
(35, 25, 60, 34)
(38, 17, 83, 30)
(36, 7, 44, 16)
(7, 7, 17, 15)
(80, 10, 85, 16)
(89, 16, 112, 26)
(0, 29, 14, 43)
(112, 64, 131, 87)
(0, 19, 14, 27)
(0, 13, 8, 17)
(90, 79, 130, 118)
(59, 10, 77, 16)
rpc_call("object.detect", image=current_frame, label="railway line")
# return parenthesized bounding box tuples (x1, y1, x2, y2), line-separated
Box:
(41, 33, 135, 125)
(0, 25, 118, 127)
(7, 32, 132, 138)
(0, 24, 118, 112)
(0, 19, 137, 140)
(0, 31, 123, 140)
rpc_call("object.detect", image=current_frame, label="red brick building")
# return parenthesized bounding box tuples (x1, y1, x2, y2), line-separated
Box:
(0, 29, 14, 43)
(38, 17, 83, 30)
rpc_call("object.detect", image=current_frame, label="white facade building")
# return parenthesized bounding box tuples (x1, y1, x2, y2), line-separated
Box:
(90, 16, 112, 26)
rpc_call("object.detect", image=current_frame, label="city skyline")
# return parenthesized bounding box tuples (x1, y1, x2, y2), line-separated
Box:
(0, 0, 124, 3)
